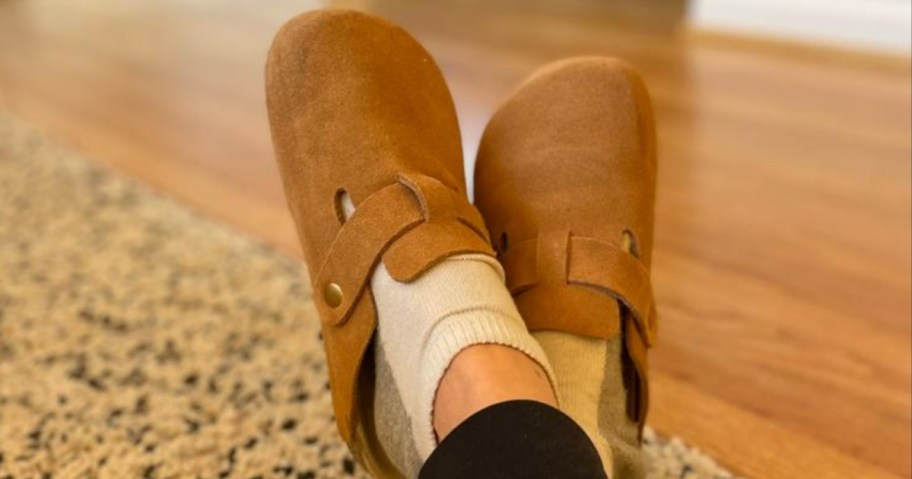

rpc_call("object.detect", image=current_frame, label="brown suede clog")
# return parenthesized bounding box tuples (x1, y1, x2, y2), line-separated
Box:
(266, 10, 493, 475)
(474, 58, 659, 433)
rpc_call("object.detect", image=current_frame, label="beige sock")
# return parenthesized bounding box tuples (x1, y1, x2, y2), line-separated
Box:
(342, 196, 556, 461)
(372, 255, 556, 459)
(534, 331, 645, 479)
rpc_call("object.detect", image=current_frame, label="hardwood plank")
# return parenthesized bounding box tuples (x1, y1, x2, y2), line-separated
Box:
(650, 372, 900, 479)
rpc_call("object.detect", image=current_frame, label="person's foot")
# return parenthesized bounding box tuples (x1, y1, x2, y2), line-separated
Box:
(266, 10, 558, 477)
(474, 57, 659, 478)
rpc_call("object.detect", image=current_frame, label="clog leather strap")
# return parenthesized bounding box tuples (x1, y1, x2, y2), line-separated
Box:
(500, 229, 656, 430)
(500, 229, 657, 345)
(313, 171, 491, 326)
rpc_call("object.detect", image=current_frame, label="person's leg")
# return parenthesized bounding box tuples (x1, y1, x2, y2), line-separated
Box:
(421, 401, 608, 479)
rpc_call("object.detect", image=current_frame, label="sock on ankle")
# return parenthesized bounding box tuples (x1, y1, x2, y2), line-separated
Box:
(533, 331, 645, 479)
(374, 255, 556, 459)
(341, 196, 556, 461)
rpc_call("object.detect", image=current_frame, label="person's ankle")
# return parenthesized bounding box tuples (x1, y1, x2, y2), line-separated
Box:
(432, 344, 557, 440)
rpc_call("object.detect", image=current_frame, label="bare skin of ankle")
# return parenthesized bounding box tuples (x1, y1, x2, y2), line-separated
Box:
(432, 344, 557, 441)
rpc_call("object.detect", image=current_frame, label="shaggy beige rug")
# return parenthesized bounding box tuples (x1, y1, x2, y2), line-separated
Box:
(0, 114, 736, 478)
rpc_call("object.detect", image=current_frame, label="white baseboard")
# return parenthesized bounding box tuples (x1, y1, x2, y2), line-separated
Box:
(689, 0, 912, 55)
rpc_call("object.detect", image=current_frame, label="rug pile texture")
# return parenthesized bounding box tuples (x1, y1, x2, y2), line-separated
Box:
(0, 115, 736, 478)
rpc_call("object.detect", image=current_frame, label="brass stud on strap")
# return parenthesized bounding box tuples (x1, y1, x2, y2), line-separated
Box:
(324, 282, 343, 308)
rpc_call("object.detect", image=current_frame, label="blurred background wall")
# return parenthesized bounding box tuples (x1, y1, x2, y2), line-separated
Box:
(690, 0, 912, 54)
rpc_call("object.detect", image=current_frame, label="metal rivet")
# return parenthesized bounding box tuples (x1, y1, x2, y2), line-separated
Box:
(324, 282, 343, 308)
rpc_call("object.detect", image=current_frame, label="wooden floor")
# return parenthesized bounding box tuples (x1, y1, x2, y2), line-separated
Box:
(1, 0, 910, 477)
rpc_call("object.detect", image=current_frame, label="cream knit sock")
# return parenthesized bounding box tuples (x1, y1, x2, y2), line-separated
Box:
(373, 255, 555, 459)
(342, 196, 556, 461)
(533, 331, 644, 479)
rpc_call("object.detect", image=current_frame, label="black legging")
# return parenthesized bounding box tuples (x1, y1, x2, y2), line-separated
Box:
(419, 400, 607, 478)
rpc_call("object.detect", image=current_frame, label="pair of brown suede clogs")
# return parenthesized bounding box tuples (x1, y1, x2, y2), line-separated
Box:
(266, 10, 657, 478)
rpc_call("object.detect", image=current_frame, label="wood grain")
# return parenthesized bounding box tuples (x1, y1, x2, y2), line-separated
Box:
(1, 0, 909, 477)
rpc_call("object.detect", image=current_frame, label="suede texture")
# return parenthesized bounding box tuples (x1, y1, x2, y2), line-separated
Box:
(474, 57, 658, 432)
(265, 10, 493, 476)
